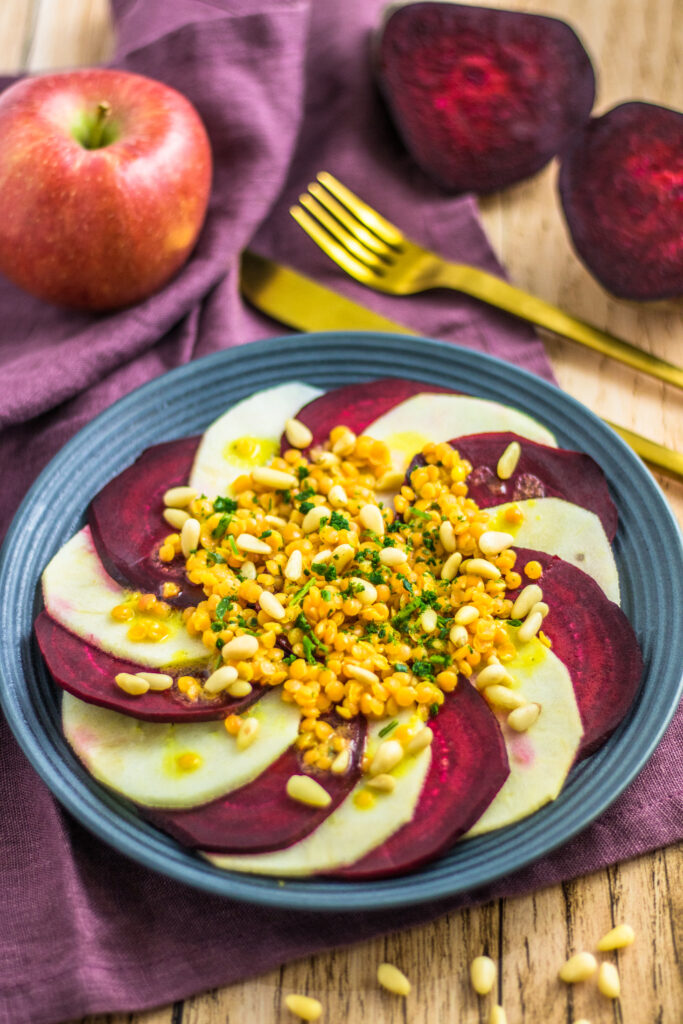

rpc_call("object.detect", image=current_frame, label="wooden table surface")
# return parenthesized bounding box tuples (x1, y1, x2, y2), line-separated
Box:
(1, 1, 681, 1022)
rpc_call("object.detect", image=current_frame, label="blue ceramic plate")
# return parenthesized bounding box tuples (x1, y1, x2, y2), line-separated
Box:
(1, 333, 681, 912)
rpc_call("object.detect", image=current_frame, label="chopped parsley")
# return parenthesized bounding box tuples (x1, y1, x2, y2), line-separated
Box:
(290, 579, 315, 605)
(312, 562, 337, 581)
(329, 510, 350, 531)
(378, 719, 398, 738)
(214, 496, 238, 514)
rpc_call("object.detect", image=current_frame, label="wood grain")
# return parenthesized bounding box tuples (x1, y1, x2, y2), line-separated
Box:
(1, 1, 680, 1022)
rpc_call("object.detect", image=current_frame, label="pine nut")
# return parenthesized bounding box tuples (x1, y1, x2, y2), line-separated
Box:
(597, 962, 620, 999)
(286, 774, 331, 807)
(265, 514, 288, 528)
(331, 428, 356, 455)
(597, 924, 635, 951)
(484, 686, 526, 711)
(441, 551, 463, 581)
(315, 451, 339, 468)
(222, 635, 259, 660)
(461, 558, 501, 580)
(439, 519, 456, 552)
(349, 577, 377, 605)
(345, 663, 380, 686)
(236, 533, 271, 554)
(302, 505, 330, 533)
(236, 716, 260, 750)
(507, 702, 541, 732)
(367, 773, 396, 792)
(115, 672, 150, 696)
(518, 610, 544, 643)
(530, 601, 549, 618)
(370, 739, 404, 776)
(377, 962, 411, 996)
(376, 469, 404, 491)
(489, 1007, 507, 1024)
(251, 466, 298, 489)
(240, 560, 257, 580)
(203, 665, 238, 694)
(259, 590, 285, 620)
(284, 417, 313, 450)
(227, 680, 253, 698)
(479, 530, 514, 556)
(284, 993, 323, 1021)
(455, 604, 479, 626)
(163, 507, 190, 530)
(476, 663, 510, 689)
(328, 484, 348, 507)
(163, 485, 197, 508)
(136, 672, 173, 691)
(404, 726, 433, 756)
(420, 608, 438, 632)
(359, 503, 385, 535)
(330, 748, 350, 774)
(332, 543, 355, 570)
(312, 549, 332, 563)
(180, 517, 201, 558)
(379, 546, 407, 566)
(558, 951, 598, 983)
(285, 549, 304, 581)
(497, 441, 521, 479)
(450, 624, 469, 647)
(511, 584, 543, 620)
(470, 955, 496, 995)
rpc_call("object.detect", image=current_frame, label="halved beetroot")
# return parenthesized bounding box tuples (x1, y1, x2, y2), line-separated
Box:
(508, 548, 642, 755)
(145, 715, 366, 853)
(283, 378, 454, 453)
(558, 102, 683, 299)
(376, 3, 595, 193)
(331, 681, 508, 880)
(35, 612, 259, 722)
(413, 432, 617, 540)
(88, 436, 203, 608)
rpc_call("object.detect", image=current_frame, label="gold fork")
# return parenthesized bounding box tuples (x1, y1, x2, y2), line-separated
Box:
(290, 171, 683, 393)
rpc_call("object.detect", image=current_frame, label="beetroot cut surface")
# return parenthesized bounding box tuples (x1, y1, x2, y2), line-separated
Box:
(376, 3, 595, 194)
(445, 432, 617, 540)
(88, 436, 203, 608)
(330, 681, 509, 880)
(284, 378, 454, 454)
(509, 549, 642, 756)
(558, 102, 683, 300)
(144, 715, 367, 853)
(35, 612, 260, 723)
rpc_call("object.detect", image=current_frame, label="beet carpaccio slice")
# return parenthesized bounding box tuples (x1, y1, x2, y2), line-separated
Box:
(436, 432, 617, 540)
(284, 378, 454, 454)
(331, 681, 509, 880)
(145, 715, 367, 854)
(559, 102, 683, 300)
(88, 436, 203, 608)
(35, 612, 260, 723)
(376, 3, 595, 194)
(509, 548, 642, 756)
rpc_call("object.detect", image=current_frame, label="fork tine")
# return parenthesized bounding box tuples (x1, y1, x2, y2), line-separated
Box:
(316, 172, 405, 248)
(289, 206, 381, 286)
(299, 194, 386, 270)
(307, 183, 394, 258)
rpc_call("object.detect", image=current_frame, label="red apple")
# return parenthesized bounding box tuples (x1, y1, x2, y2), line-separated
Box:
(0, 69, 212, 310)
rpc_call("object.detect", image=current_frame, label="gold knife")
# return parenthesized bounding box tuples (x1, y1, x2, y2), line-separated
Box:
(240, 251, 683, 482)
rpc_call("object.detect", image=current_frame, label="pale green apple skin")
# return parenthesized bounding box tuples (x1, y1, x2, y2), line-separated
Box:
(0, 68, 212, 310)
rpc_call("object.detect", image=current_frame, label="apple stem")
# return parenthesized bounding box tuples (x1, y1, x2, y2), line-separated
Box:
(89, 101, 111, 149)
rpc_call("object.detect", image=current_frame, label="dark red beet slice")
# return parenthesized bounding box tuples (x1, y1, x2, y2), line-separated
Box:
(330, 681, 509, 880)
(423, 432, 617, 540)
(559, 102, 683, 300)
(144, 715, 367, 853)
(283, 378, 454, 454)
(35, 611, 261, 723)
(376, 3, 595, 193)
(88, 436, 203, 609)
(508, 548, 642, 756)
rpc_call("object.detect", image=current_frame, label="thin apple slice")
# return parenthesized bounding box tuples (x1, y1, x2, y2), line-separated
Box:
(62, 689, 300, 808)
(509, 548, 642, 756)
(190, 382, 323, 499)
(42, 526, 208, 669)
(89, 435, 202, 608)
(144, 715, 367, 853)
(465, 638, 583, 838)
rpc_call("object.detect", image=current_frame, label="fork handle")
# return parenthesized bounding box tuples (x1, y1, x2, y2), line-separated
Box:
(434, 263, 683, 391)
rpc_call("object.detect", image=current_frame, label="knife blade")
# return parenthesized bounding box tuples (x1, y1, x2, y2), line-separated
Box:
(239, 251, 683, 482)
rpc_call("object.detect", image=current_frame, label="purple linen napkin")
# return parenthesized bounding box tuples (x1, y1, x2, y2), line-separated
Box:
(0, 3, 680, 1023)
